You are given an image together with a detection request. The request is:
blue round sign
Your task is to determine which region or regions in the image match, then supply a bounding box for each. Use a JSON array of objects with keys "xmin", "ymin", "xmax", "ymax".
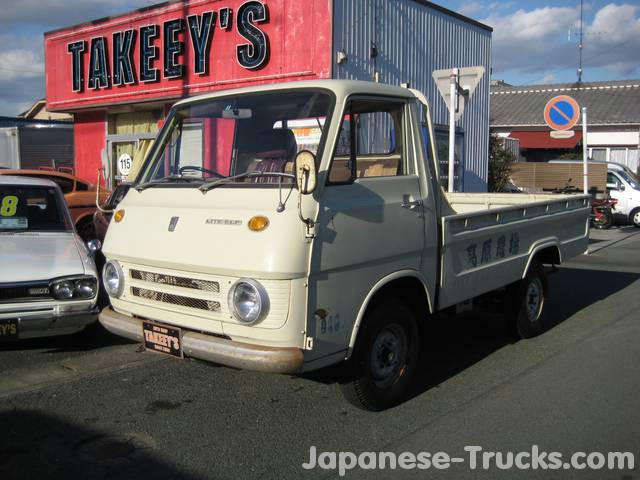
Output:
[{"xmin": 544, "ymin": 95, "xmax": 580, "ymax": 131}]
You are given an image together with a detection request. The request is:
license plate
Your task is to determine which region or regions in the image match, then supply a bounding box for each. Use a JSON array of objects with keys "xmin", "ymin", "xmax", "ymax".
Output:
[
  {"xmin": 142, "ymin": 321, "xmax": 183, "ymax": 358},
  {"xmin": 0, "ymin": 319, "xmax": 19, "ymax": 341}
]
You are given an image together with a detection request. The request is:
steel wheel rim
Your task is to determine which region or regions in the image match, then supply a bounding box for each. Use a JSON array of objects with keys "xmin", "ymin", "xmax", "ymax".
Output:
[
  {"xmin": 634, "ymin": 211, "xmax": 640, "ymax": 226},
  {"xmin": 369, "ymin": 323, "xmax": 407, "ymax": 389},
  {"xmin": 526, "ymin": 278, "xmax": 544, "ymax": 323}
]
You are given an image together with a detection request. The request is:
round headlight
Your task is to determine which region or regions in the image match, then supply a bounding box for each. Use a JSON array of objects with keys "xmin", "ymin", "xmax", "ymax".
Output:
[
  {"xmin": 103, "ymin": 260, "xmax": 124, "ymax": 298},
  {"xmin": 227, "ymin": 279, "xmax": 269, "ymax": 324},
  {"xmin": 52, "ymin": 280, "xmax": 74, "ymax": 300},
  {"xmin": 75, "ymin": 278, "xmax": 98, "ymax": 298}
]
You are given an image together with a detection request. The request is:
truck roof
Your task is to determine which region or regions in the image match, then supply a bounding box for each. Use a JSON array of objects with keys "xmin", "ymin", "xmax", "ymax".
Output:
[
  {"xmin": 173, "ymin": 80, "xmax": 418, "ymax": 108},
  {"xmin": 0, "ymin": 175, "xmax": 58, "ymax": 188}
]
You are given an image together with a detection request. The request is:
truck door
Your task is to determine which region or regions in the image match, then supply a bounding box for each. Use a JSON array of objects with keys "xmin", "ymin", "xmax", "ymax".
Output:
[{"xmin": 307, "ymin": 97, "xmax": 426, "ymax": 361}]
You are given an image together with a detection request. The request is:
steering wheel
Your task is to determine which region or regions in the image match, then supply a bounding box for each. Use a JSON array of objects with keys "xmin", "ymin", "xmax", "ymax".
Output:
[{"xmin": 179, "ymin": 165, "xmax": 226, "ymax": 178}]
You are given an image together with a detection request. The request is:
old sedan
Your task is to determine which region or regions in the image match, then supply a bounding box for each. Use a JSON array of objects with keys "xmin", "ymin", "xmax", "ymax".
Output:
[{"xmin": 0, "ymin": 175, "xmax": 99, "ymax": 340}]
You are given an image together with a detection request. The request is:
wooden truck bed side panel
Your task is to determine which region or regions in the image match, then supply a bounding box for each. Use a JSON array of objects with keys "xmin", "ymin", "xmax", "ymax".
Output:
[{"xmin": 438, "ymin": 194, "xmax": 590, "ymax": 309}]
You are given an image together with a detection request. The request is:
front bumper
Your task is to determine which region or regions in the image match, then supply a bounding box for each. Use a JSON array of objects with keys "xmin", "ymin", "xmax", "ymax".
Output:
[
  {"xmin": 99, "ymin": 307, "xmax": 304, "ymax": 374},
  {"xmin": 0, "ymin": 307, "xmax": 99, "ymax": 340}
]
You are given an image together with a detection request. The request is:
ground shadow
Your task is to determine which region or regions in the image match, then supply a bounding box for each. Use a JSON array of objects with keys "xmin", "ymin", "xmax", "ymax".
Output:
[
  {"xmin": 304, "ymin": 265, "xmax": 639, "ymax": 405},
  {"xmin": 0, "ymin": 410, "xmax": 201, "ymax": 480}
]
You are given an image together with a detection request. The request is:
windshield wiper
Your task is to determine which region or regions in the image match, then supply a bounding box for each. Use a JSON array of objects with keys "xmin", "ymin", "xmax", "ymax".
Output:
[
  {"xmin": 135, "ymin": 175, "xmax": 202, "ymax": 192},
  {"xmin": 199, "ymin": 171, "xmax": 295, "ymax": 193}
]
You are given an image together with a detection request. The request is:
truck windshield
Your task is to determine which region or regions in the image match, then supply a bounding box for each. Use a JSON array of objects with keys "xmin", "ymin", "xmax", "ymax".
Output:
[
  {"xmin": 138, "ymin": 90, "xmax": 333, "ymax": 187},
  {"xmin": 0, "ymin": 186, "xmax": 72, "ymax": 232}
]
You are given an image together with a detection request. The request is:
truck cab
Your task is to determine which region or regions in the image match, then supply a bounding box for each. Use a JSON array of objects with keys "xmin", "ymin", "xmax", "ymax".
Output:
[{"xmin": 99, "ymin": 80, "xmax": 590, "ymax": 410}]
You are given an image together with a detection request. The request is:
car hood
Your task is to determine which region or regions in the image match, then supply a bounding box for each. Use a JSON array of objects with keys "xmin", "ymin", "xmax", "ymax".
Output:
[{"xmin": 0, "ymin": 232, "xmax": 86, "ymax": 283}]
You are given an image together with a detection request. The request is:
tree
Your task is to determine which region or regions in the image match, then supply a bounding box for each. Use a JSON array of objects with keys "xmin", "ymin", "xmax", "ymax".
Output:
[{"xmin": 488, "ymin": 135, "xmax": 516, "ymax": 192}]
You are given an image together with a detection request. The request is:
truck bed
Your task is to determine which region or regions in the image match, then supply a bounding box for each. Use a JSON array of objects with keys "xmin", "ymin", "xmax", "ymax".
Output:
[{"xmin": 438, "ymin": 192, "xmax": 591, "ymax": 309}]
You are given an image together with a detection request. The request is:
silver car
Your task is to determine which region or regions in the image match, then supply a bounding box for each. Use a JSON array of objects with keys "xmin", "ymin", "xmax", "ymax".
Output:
[{"xmin": 0, "ymin": 175, "xmax": 99, "ymax": 339}]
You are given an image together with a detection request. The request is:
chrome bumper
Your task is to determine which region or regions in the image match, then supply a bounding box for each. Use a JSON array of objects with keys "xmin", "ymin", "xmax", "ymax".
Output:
[
  {"xmin": 99, "ymin": 307, "xmax": 304, "ymax": 374},
  {"xmin": 2, "ymin": 308, "xmax": 99, "ymax": 339}
]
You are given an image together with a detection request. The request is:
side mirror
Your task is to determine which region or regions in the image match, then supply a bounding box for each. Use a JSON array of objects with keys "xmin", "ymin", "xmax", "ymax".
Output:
[
  {"xmin": 295, "ymin": 150, "xmax": 317, "ymax": 195},
  {"xmin": 86, "ymin": 239, "xmax": 102, "ymax": 257}
]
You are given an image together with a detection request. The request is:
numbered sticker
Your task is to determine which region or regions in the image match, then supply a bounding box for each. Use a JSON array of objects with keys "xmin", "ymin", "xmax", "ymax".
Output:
[
  {"xmin": 0, "ymin": 195, "xmax": 19, "ymax": 217},
  {"xmin": 117, "ymin": 153, "xmax": 133, "ymax": 176}
]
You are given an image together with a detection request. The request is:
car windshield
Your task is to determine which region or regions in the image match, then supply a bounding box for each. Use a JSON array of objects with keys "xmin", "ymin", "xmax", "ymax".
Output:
[
  {"xmin": 138, "ymin": 89, "xmax": 333, "ymax": 187},
  {"xmin": 0, "ymin": 186, "xmax": 72, "ymax": 232},
  {"xmin": 618, "ymin": 169, "xmax": 639, "ymax": 189}
]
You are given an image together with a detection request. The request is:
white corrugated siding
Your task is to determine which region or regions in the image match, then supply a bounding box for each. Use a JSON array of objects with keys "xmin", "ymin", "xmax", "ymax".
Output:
[{"xmin": 332, "ymin": 0, "xmax": 492, "ymax": 191}]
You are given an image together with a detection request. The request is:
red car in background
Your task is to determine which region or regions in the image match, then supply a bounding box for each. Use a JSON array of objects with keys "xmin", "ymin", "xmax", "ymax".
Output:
[{"xmin": 0, "ymin": 169, "xmax": 110, "ymax": 240}]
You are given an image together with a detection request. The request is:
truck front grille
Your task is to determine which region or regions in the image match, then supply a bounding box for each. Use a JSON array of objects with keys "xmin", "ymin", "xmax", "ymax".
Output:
[
  {"xmin": 130, "ymin": 269, "xmax": 219, "ymax": 293},
  {"xmin": 130, "ymin": 287, "xmax": 221, "ymax": 312}
]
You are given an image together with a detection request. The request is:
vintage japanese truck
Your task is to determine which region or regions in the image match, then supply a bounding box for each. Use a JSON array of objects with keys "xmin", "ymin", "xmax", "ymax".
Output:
[{"xmin": 99, "ymin": 80, "xmax": 590, "ymax": 410}]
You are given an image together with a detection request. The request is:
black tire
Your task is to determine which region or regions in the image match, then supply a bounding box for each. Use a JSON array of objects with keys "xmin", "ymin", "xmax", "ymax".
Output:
[
  {"xmin": 630, "ymin": 208, "xmax": 640, "ymax": 228},
  {"xmin": 340, "ymin": 301, "xmax": 419, "ymax": 411},
  {"xmin": 506, "ymin": 261, "xmax": 548, "ymax": 339},
  {"xmin": 77, "ymin": 218, "xmax": 97, "ymax": 241},
  {"xmin": 593, "ymin": 208, "xmax": 613, "ymax": 230}
]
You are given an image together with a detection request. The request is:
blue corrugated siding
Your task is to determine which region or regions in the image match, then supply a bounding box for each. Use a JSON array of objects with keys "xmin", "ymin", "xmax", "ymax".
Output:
[{"xmin": 332, "ymin": 0, "xmax": 492, "ymax": 191}]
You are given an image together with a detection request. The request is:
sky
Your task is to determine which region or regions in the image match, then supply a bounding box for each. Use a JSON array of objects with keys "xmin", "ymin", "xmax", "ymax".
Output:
[{"xmin": 0, "ymin": 0, "xmax": 638, "ymax": 116}]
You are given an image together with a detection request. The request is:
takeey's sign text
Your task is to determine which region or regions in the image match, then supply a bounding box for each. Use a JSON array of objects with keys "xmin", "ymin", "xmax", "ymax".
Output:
[{"xmin": 67, "ymin": 1, "xmax": 269, "ymax": 93}]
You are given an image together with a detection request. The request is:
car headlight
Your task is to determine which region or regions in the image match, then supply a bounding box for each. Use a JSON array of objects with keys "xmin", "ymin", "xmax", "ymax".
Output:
[
  {"xmin": 50, "ymin": 276, "xmax": 98, "ymax": 300},
  {"xmin": 103, "ymin": 260, "xmax": 124, "ymax": 298},
  {"xmin": 227, "ymin": 278, "xmax": 269, "ymax": 325}
]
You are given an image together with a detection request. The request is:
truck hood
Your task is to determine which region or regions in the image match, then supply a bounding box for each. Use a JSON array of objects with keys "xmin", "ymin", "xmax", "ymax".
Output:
[
  {"xmin": 102, "ymin": 186, "xmax": 312, "ymax": 279},
  {"xmin": 0, "ymin": 232, "xmax": 85, "ymax": 283}
]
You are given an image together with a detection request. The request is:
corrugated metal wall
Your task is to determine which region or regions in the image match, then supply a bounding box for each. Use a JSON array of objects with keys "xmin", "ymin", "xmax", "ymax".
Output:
[
  {"xmin": 332, "ymin": 0, "xmax": 492, "ymax": 191},
  {"xmin": 18, "ymin": 126, "xmax": 74, "ymax": 171}
]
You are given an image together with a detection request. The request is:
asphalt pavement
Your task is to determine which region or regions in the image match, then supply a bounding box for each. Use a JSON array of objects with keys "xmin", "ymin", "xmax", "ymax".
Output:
[{"xmin": 1, "ymin": 226, "xmax": 639, "ymax": 480}]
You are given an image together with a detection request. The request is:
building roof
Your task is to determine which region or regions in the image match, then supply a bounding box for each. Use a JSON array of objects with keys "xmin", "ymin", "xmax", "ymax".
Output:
[
  {"xmin": 491, "ymin": 79, "xmax": 640, "ymax": 127},
  {"xmin": 45, "ymin": 0, "xmax": 492, "ymax": 35}
]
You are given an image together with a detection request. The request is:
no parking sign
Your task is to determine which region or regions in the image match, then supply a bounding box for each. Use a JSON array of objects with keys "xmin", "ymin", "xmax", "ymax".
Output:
[{"xmin": 544, "ymin": 95, "xmax": 580, "ymax": 131}]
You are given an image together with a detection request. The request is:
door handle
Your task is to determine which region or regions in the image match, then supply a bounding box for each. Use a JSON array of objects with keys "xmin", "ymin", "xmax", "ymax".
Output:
[{"xmin": 401, "ymin": 200, "xmax": 422, "ymax": 211}]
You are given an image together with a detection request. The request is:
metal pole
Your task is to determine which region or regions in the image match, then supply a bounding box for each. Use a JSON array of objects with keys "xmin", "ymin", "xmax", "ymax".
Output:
[
  {"xmin": 448, "ymin": 68, "xmax": 458, "ymax": 192},
  {"xmin": 582, "ymin": 106, "xmax": 588, "ymax": 194}
]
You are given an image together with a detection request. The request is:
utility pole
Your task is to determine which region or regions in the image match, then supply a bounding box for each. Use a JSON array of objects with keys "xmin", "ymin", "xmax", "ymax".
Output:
[{"xmin": 578, "ymin": 0, "xmax": 584, "ymax": 83}]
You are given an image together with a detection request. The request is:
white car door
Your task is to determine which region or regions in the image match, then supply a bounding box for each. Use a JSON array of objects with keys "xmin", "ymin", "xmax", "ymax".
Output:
[{"xmin": 307, "ymin": 96, "xmax": 425, "ymax": 360}]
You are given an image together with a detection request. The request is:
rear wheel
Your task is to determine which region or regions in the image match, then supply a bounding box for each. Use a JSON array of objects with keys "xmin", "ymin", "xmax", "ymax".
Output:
[
  {"xmin": 340, "ymin": 301, "xmax": 419, "ymax": 411},
  {"xmin": 506, "ymin": 261, "xmax": 549, "ymax": 339},
  {"xmin": 593, "ymin": 207, "xmax": 613, "ymax": 229},
  {"xmin": 630, "ymin": 208, "xmax": 640, "ymax": 228}
]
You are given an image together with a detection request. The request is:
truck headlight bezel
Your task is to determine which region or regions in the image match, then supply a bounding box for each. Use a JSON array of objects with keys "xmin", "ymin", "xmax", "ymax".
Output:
[
  {"xmin": 103, "ymin": 260, "xmax": 124, "ymax": 298},
  {"xmin": 227, "ymin": 278, "xmax": 270, "ymax": 325}
]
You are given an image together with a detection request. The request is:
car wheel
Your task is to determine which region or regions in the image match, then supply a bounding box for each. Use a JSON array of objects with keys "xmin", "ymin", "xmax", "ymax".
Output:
[
  {"xmin": 630, "ymin": 208, "xmax": 640, "ymax": 228},
  {"xmin": 593, "ymin": 208, "xmax": 614, "ymax": 229},
  {"xmin": 506, "ymin": 261, "xmax": 548, "ymax": 339},
  {"xmin": 340, "ymin": 301, "xmax": 419, "ymax": 411},
  {"xmin": 77, "ymin": 218, "xmax": 97, "ymax": 241}
]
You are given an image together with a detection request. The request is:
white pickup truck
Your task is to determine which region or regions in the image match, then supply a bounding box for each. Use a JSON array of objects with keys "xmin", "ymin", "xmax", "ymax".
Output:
[{"xmin": 99, "ymin": 80, "xmax": 590, "ymax": 410}]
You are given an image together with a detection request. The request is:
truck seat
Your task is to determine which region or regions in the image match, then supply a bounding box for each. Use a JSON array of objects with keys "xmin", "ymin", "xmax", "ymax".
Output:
[{"xmin": 248, "ymin": 128, "xmax": 297, "ymax": 183}]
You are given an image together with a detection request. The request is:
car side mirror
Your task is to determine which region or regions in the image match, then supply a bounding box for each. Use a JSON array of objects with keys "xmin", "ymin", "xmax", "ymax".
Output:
[
  {"xmin": 86, "ymin": 239, "xmax": 102, "ymax": 257},
  {"xmin": 295, "ymin": 150, "xmax": 317, "ymax": 195}
]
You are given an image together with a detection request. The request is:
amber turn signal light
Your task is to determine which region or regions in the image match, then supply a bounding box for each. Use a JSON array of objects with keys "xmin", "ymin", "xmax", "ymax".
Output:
[
  {"xmin": 248, "ymin": 215, "xmax": 269, "ymax": 232},
  {"xmin": 114, "ymin": 209, "xmax": 125, "ymax": 223}
]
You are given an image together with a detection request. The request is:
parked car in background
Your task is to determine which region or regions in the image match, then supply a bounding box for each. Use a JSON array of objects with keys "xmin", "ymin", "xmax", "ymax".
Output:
[
  {"xmin": 0, "ymin": 175, "xmax": 100, "ymax": 340},
  {"xmin": 549, "ymin": 160, "xmax": 640, "ymax": 227},
  {"xmin": 0, "ymin": 169, "xmax": 110, "ymax": 239}
]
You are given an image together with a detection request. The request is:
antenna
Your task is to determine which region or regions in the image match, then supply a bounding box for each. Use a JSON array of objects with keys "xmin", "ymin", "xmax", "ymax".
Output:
[{"xmin": 578, "ymin": 0, "xmax": 583, "ymax": 82}]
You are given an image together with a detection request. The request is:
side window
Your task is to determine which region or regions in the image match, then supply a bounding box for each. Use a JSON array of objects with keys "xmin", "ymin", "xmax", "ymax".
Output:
[
  {"xmin": 76, "ymin": 181, "xmax": 89, "ymax": 191},
  {"xmin": 47, "ymin": 176, "xmax": 74, "ymax": 194},
  {"xmin": 328, "ymin": 99, "xmax": 405, "ymax": 183},
  {"xmin": 607, "ymin": 172, "xmax": 619, "ymax": 187}
]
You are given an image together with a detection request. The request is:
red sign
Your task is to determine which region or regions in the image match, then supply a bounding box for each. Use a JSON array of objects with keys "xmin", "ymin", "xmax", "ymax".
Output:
[{"xmin": 45, "ymin": 0, "xmax": 331, "ymax": 111}]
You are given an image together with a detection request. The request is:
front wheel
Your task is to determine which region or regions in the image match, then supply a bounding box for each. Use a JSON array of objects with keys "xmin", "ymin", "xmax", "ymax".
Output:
[
  {"xmin": 630, "ymin": 208, "xmax": 640, "ymax": 228},
  {"xmin": 340, "ymin": 301, "xmax": 419, "ymax": 411},
  {"xmin": 506, "ymin": 261, "xmax": 549, "ymax": 339}
]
